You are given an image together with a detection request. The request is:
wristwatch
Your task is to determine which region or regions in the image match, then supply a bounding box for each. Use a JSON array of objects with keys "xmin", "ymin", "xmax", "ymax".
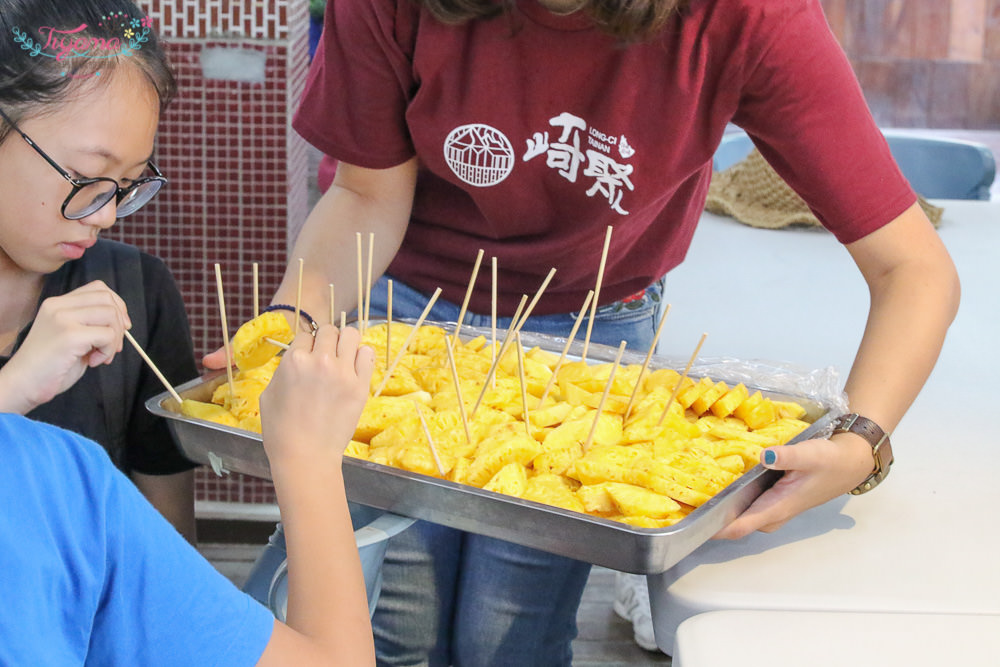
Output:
[{"xmin": 832, "ymin": 413, "xmax": 894, "ymax": 495}]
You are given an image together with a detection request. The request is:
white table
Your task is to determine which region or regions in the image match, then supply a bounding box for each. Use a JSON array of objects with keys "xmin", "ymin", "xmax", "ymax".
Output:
[
  {"xmin": 673, "ymin": 610, "xmax": 1000, "ymax": 667},
  {"xmin": 649, "ymin": 200, "xmax": 1000, "ymax": 651}
]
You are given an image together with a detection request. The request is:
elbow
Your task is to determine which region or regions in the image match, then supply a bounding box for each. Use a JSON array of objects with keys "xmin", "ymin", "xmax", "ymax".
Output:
[{"xmin": 940, "ymin": 254, "xmax": 961, "ymax": 326}]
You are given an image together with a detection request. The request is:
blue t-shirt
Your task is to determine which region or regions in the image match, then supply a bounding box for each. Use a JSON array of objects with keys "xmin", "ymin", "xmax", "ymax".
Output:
[{"xmin": 0, "ymin": 414, "xmax": 274, "ymax": 666}]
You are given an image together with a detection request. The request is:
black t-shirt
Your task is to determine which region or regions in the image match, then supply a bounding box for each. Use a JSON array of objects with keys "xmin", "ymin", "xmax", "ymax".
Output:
[{"xmin": 0, "ymin": 240, "xmax": 198, "ymax": 475}]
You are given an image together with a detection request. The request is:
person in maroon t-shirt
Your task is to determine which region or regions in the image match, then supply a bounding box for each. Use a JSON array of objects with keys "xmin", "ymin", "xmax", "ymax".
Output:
[{"xmin": 206, "ymin": 0, "xmax": 959, "ymax": 662}]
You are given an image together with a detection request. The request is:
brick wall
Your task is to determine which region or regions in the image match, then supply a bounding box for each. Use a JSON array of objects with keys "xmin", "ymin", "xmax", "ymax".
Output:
[{"xmin": 106, "ymin": 0, "xmax": 312, "ymax": 504}]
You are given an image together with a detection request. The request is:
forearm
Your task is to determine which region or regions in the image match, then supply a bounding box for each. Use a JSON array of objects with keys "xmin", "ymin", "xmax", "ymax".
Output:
[
  {"xmin": 274, "ymin": 160, "xmax": 417, "ymax": 322},
  {"xmin": 270, "ymin": 459, "xmax": 374, "ymax": 663},
  {"xmin": 718, "ymin": 205, "xmax": 960, "ymax": 539},
  {"xmin": 843, "ymin": 212, "xmax": 960, "ymax": 431}
]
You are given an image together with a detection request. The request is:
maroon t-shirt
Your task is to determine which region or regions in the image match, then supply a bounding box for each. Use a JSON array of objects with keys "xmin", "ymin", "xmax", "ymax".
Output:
[{"xmin": 293, "ymin": 0, "xmax": 915, "ymax": 316}]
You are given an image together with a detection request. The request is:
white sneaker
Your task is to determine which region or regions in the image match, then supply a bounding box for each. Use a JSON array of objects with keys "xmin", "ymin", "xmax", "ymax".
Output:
[{"xmin": 612, "ymin": 572, "xmax": 659, "ymax": 652}]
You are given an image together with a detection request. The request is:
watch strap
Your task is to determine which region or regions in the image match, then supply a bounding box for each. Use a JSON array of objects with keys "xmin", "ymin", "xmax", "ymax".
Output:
[{"xmin": 832, "ymin": 413, "xmax": 894, "ymax": 495}]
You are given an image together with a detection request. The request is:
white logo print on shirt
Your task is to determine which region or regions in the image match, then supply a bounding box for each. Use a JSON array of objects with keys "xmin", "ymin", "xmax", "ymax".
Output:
[
  {"xmin": 618, "ymin": 135, "xmax": 635, "ymax": 159},
  {"xmin": 523, "ymin": 112, "xmax": 635, "ymax": 215},
  {"xmin": 443, "ymin": 124, "xmax": 516, "ymax": 187}
]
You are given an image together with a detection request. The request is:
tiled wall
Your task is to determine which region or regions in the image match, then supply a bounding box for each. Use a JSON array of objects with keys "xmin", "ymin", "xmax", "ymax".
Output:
[
  {"xmin": 107, "ymin": 0, "xmax": 312, "ymax": 504},
  {"xmin": 822, "ymin": 0, "xmax": 1000, "ymax": 128}
]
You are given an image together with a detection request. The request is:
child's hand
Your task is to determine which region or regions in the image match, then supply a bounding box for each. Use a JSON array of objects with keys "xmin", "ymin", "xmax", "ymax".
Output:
[
  {"xmin": 0, "ymin": 281, "xmax": 130, "ymax": 414},
  {"xmin": 259, "ymin": 325, "xmax": 374, "ymax": 468}
]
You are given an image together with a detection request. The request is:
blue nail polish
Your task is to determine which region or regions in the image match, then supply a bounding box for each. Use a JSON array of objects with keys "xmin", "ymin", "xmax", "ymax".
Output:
[{"xmin": 763, "ymin": 450, "xmax": 777, "ymax": 465}]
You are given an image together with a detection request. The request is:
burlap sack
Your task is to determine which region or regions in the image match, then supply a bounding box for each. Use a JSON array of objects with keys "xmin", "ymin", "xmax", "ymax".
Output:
[{"xmin": 706, "ymin": 148, "xmax": 943, "ymax": 228}]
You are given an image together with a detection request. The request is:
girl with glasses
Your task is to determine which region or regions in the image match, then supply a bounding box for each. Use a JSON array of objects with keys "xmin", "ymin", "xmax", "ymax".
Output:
[
  {"xmin": 0, "ymin": 0, "xmax": 195, "ymax": 538},
  {"xmin": 0, "ymin": 1, "xmax": 379, "ymax": 664}
]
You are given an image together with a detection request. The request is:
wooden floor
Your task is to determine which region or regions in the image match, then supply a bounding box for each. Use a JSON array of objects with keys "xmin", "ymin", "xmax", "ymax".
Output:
[{"xmin": 198, "ymin": 541, "xmax": 671, "ymax": 666}]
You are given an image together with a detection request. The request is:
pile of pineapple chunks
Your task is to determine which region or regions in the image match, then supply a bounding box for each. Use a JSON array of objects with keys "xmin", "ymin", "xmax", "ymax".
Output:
[{"xmin": 182, "ymin": 318, "xmax": 811, "ymax": 529}]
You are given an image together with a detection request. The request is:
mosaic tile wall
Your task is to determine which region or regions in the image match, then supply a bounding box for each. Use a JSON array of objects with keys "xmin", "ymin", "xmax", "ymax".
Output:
[{"xmin": 106, "ymin": 0, "xmax": 312, "ymax": 504}]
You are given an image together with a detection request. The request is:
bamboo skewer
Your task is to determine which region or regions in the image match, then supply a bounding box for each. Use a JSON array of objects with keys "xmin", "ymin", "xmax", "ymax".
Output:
[
  {"xmin": 213, "ymin": 264, "xmax": 235, "ymax": 396},
  {"xmin": 658, "ymin": 333, "xmax": 708, "ymax": 426},
  {"xmin": 470, "ymin": 264, "xmax": 554, "ymax": 405},
  {"xmin": 340, "ymin": 311, "xmax": 347, "ymax": 330},
  {"xmin": 624, "ymin": 303, "xmax": 672, "ymax": 420},
  {"xmin": 514, "ymin": 267, "xmax": 557, "ymax": 331},
  {"xmin": 124, "ymin": 330, "xmax": 182, "ymax": 404},
  {"xmin": 491, "ymin": 257, "xmax": 498, "ymax": 386},
  {"xmin": 373, "ymin": 287, "xmax": 442, "ymax": 398},
  {"xmin": 582, "ymin": 225, "xmax": 613, "ymax": 362},
  {"xmin": 504, "ymin": 296, "xmax": 528, "ymax": 345},
  {"xmin": 356, "ymin": 232, "xmax": 365, "ymax": 335},
  {"xmin": 329, "ymin": 284, "xmax": 335, "ymax": 326},
  {"xmin": 364, "ymin": 232, "xmax": 374, "ymax": 334},
  {"xmin": 414, "ymin": 401, "xmax": 445, "ymax": 477},
  {"xmin": 583, "ymin": 339, "xmax": 627, "ymax": 453},
  {"xmin": 386, "ymin": 279, "xmax": 393, "ymax": 370},
  {"xmin": 469, "ymin": 294, "xmax": 527, "ymax": 417},
  {"xmin": 444, "ymin": 343, "xmax": 472, "ymax": 445},
  {"xmin": 452, "ymin": 248, "xmax": 485, "ymax": 348},
  {"xmin": 515, "ymin": 332, "xmax": 532, "ymax": 439},
  {"xmin": 252, "ymin": 263, "xmax": 259, "ymax": 319},
  {"xmin": 537, "ymin": 290, "xmax": 594, "ymax": 406},
  {"xmin": 264, "ymin": 337, "xmax": 290, "ymax": 351}
]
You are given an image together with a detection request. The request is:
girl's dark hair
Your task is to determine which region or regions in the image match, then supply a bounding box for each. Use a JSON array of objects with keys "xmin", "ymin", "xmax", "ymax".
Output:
[
  {"xmin": 0, "ymin": 0, "xmax": 175, "ymax": 143},
  {"xmin": 418, "ymin": 0, "xmax": 691, "ymax": 42}
]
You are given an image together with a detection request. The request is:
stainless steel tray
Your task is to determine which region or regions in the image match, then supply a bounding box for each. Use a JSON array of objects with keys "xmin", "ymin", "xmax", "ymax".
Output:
[{"xmin": 148, "ymin": 325, "xmax": 834, "ymax": 574}]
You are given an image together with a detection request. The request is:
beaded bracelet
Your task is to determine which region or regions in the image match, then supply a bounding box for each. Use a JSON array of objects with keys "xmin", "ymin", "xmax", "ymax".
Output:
[{"xmin": 261, "ymin": 304, "xmax": 319, "ymax": 335}]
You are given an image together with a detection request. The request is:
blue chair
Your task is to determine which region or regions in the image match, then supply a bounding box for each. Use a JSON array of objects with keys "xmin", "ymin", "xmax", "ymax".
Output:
[{"xmin": 713, "ymin": 128, "xmax": 996, "ymax": 200}]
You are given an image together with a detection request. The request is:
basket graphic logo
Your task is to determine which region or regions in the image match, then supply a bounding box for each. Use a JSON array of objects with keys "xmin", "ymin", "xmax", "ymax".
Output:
[{"xmin": 443, "ymin": 124, "xmax": 515, "ymax": 187}]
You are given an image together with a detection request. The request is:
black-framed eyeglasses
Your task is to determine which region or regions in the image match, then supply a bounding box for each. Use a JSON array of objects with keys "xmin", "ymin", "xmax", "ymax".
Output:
[{"xmin": 0, "ymin": 107, "xmax": 166, "ymax": 220}]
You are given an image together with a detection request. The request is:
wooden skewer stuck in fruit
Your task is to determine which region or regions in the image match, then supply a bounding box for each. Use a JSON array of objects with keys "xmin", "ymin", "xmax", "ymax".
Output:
[
  {"xmin": 470, "ymin": 294, "xmax": 527, "ymax": 418},
  {"xmin": 658, "ymin": 332, "xmax": 708, "ymax": 426},
  {"xmin": 364, "ymin": 232, "xmax": 375, "ymax": 335},
  {"xmin": 444, "ymin": 341, "xmax": 472, "ymax": 445},
  {"xmin": 582, "ymin": 225, "xmax": 613, "ymax": 362},
  {"xmin": 386, "ymin": 279, "xmax": 393, "ymax": 369},
  {"xmin": 214, "ymin": 263, "xmax": 235, "ymax": 396},
  {"xmin": 452, "ymin": 248, "xmax": 485, "ymax": 348},
  {"xmin": 624, "ymin": 303, "xmax": 672, "ymax": 420},
  {"xmin": 583, "ymin": 339, "xmax": 627, "ymax": 452},
  {"xmin": 537, "ymin": 289, "xmax": 595, "ymax": 407},
  {"xmin": 515, "ymin": 331, "xmax": 532, "ymax": 439},
  {"xmin": 373, "ymin": 287, "xmax": 443, "ymax": 398},
  {"xmin": 252, "ymin": 262, "xmax": 259, "ymax": 319},
  {"xmin": 414, "ymin": 400, "xmax": 445, "ymax": 476},
  {"xmin": 356, "ymin": 232, "xmax": 365, "ymax": 336}
]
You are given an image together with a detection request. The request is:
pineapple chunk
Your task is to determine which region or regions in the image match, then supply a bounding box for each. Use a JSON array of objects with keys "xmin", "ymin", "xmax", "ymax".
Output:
[
  {"xmin": 180, "ymin": 399, "xmax": 239, "ymax": 428},
  {"xmin": 602, "ymin": 481, "xmax": 682, "ymax": 518},
  {"xmin": 711, "ymin": 383, "xmax": 749, "ymax": 418},
  {"xmin": 230, "ymin": 311, "xmax": 294, "ymax": 372},
  {"xmin": 691, "ymin": 380, "xmax": 730, "ymax": 416},
  {"xmin": 483, "ymin": 462, "xmax": 529, "ymax": 497}
]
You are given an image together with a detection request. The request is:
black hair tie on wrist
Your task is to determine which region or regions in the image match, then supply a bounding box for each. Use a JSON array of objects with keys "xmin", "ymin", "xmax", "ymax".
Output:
[{"xmin": 261, "ymin": 304, "xmax": 319, "ymax": 335}]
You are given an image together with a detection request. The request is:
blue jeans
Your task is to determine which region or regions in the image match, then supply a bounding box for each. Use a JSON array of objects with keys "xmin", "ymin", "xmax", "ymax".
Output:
[{"xmin": 367, "ymin": 275, "xmax": 663, "ymax": 667}]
